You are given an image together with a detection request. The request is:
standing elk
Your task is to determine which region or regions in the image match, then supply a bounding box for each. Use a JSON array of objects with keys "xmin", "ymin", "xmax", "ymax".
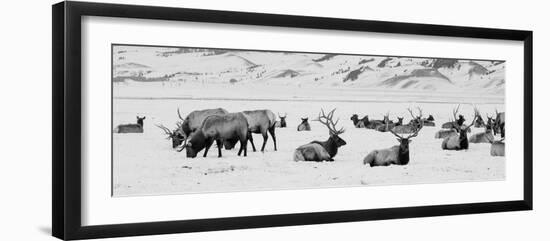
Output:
[
  {"xmin": 441, "ymin": 106, "xmax": 476, "ymax": 150},
  {"xmin": 114, "ymin": 116, "xmax": 145, "ymax": 133},
  {"xmin": 179, "ymin": 113, "xmax": 249, "ymax": 158},
  {"xmin": 489, "ymin": 138, "xmax": 505, "ymax": 156},
  {"xmin": 177, "ymin": 108, "xmax": 229, "ymax": 142},
  {"xmin": 494, "ymin": 109, "xmax": 505, "ymax": 138},
  {"xmin": 242, "ymin": 110, "xmax": 278, "ymax": 152},
  {"xmin": 363, "ymin": 123, "xmax": 423, "ymax": 167},
  {"xmin": 294, "ymin": 109, "xmax": 346, "ymax": 162},
  {"xmin": 297, "ymin": 118, "xmax": 311, "ymax": 131},
  {"xmin": 156, "ymin": 123, "xmax": 185, "ymax": 148},
  {"xmin": 274, "ymin": 113, "xmax": 287, "ymax": 128}
]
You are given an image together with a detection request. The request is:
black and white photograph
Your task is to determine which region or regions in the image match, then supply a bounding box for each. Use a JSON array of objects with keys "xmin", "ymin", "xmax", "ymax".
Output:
[{"xmin": 112, "ymin": 44, "xmax": 506, "ymax": 196}]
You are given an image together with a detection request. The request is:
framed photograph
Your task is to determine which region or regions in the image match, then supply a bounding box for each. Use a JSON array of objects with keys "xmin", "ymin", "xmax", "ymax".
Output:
[{"xmin": 52, "ymin": 1, "xmax": 533, "ymax": 240}]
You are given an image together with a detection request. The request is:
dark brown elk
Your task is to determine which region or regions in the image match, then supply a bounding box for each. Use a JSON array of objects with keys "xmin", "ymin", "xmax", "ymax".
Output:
[
  {"xmin": 408, "ymin": 107, "xmax": 434, "ymax": 127},
  {"xmin": 156, "ymin": 123, "xmax": 185, "ymax": 148},
  {"xmin": 177, "ymin": 108, "xmax": 229, "ymax": 142},
  {"xmin": 179, "ymin": 113, "xmax": 249, "ymax": 158},
  {"xmin": 242, "ymin": 110, "xmax": 278, "ymax": 152},
  {"xmin": 363, "ymin": 123, "xmax": 423, "ymax": 167},
  {"xmin": 114, "ymin": 116, "xmax": 145, "ymax": 133},
  {"xmin": 294, "ymin": 109, "xmax": 346, "ymax": 162},
  {"xmin": 489, "ymin": 138, "xmax": 505, "ymax": 156},
  {"xmin": 441, "ymin": 106, "xmax": 476, "ymax": 150},
  {"xmin": 297, "ymin": 118, "xmax": 311, "ymax": 131},
  {"xmin": 274, "ymin": 113, "xmax": 287, "ymax": 128}
]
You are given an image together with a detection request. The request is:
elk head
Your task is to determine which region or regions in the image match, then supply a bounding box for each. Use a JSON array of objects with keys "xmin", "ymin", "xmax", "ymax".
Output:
[
  {"xmin": 389, "ymin": 122, "xmax": 423, "ymax": 165},
  {"xmin": 177, "ymin": 130, "xmax": 206, "ymax": 158},
  {"xmin": 136, "ymin": 116, "xmax": 146, "ymax": 127},
  {"xmin": 396, "ymin": 117, "xmax": 404, "ymax": 125},
  {"xmin": 316, "ymin": 108, "xmax": 346, "ymax": 147},
  {"xmin": 452, "ymin": 105, "xmax": 476, "ymax": 141},
  {"xmin": 278, "ymin": 112, "xmax": 287, "ymax": 127},
  {"xmin": 301, "ymin": 117, "xmax": 309, "ymax": 124},
  {"xmin": 156, "ymin": 124, "xmax": 185, "ymax": 148},
  {"xmin": 427, "ymin": 114, "xmax": 435, "ymax": 121}
]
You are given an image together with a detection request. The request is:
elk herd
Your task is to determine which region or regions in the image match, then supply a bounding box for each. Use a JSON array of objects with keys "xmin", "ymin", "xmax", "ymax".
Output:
[{"xmin": 114, "ymin": 104, "xmax": 505, "ymax": 168}]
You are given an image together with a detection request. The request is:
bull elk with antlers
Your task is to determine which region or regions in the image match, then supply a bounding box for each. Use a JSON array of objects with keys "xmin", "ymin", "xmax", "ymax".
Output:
[
  {"xmin": 441, "ymin": 105, "xmax": 476, "ymax": 150},
  {"xmin": 391, "ymin": 108, "xmax": 423, "ymax": 133},
  {"xmin": 156, "ymin": 123, "xmax": 185, "ymax": 148},
  {"xmin": 294, "ymin": 109, "xmax": 346, "ymax": 162},
  {"xmin": 363, "ymin": 123, "xmax": 423, "ymax": 167}
]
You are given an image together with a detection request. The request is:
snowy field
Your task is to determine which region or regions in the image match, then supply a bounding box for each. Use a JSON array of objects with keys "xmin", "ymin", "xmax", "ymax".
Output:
[{"xmin": 112, "ymin": 84, "xmax": 504, "ymax": 196}]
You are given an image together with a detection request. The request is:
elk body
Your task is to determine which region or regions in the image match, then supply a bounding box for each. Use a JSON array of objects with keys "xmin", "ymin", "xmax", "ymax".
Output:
[
  {"xmin": 469, "ymin": 126, "xmax": 494, "ymax": 144},
  {"xmin": 434, "ymin": 129, "xmax": 457, "ymax": 139},
  {"xmin": 490, "ymin": 139, "xmax": 505, "ymax": 156},
  {"xmin": 294, "ymin": 109, "xmax": 346, "ymax": 162},
  {"xmin": 114, "ymin": 116, "xmax": 145, "ymax": 133},
  {"xmin": 350, "ymin": 114, "xmax": 366, "ymax": 128},
  {"xmin": 180, "ymin": 113, "xmax": 249, "ymax": 158},
  {"xmin": 363, "ymin": 124, "xmax": 422, "ymax": 167},
  {"xmin": 177, "ymin": 108, "xmax": 229, "ymax": 141},
  {"xmin": 441, "ymin": 105, "xmax": 476, "ymax": 150},
  {"xmin": 494, "ymin": 110, "xmax": 505, "ymax": 137},
  {"xmin": 297, "ymin": 118, "xmax": 311, "ymax": 131},
  {"xmin": 242, "ymin": 110, "xmax": 278, "ymax": 152}
]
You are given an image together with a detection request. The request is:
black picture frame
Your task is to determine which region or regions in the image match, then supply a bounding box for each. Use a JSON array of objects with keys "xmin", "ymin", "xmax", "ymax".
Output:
[{"xmin": 52, "ymin": 1, "xmax": 533, "ymax": 240}]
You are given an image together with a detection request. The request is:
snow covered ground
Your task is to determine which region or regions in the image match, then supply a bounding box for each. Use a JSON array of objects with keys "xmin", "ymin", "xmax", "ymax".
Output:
[
  {"xmin": 112, "ymin": 84, "xmax": 504, "ymax": 196},
  {"xmin": 112, "ymin": 45, "xmax": 505, "ymax": 197}
]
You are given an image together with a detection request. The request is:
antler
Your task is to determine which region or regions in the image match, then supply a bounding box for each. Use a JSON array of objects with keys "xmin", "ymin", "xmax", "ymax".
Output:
[
  {"xmin": 466, "ymin": 105, "xmax": 477, "ymax": 129},
  {"xmin": 315, "ymin": 108, "xmax": 345, "ymax": 135},
  {"xmin": 177, "ymin": 108, "xmax": 185, "ymax": 121},
  {"xmin": 407, "ymin": 108, "xmax": 416, "ymax": 120},
  {"xmin": 278, "ymin": 112, "xmax": 287, "ymax": 118},
  {"xmin": 389, "ymin": 121, "xmax": 422, "ymax": 140},
  {"xmin": 155, "ymin": 124, "xmax": 173, "ymax": 136},
  {"xmin": 416, "ymin": 107, "xmax": 423, "ymax": 119}
]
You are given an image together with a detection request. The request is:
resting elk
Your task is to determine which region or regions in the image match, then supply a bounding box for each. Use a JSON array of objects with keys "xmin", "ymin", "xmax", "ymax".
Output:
[
  {"xmin": 274, "ymin": 113, "xmax": 287, "ymax": 128},
  {"xmin": 294, "ymin": 109, "xmax": 346, "ymax": 162},
  {"xmin": 114, "ymin": 116, "xmax": 145, "ymax": 133},
  {"xmin": 489, "ymin": 138, "xmax": 505, "ymax": 156},
  {"xmin": 350, "ymin": 114, "xmax": 366, "ymax": 128},
  {"xmin": 441, "ymin": 105, "xmax": 476, "ymax": 150},
  {"xmin": 391, "ymin": 108, "xmax": 423, "ymax": 134},
  {"xmin": 363, "ymin": 123, "xmax": 423, "ymax": 167},
  {"xmin": 297, "ymin": 118, "xmax": 311, "ymax": 131},
  {"xmin": 469, "ymin": 118, "xmax": 494, "ymax": 144},
  {"xmin": 156, "ymin": 123, "xmax": 185, "ymax": 148},
  {"xmin": 177, "ymin": 108, "xmax": 229, "ymax": 142},
  {"xmin": 407, "ymin": 107, "xmax": 434, "ymax": 127},
  {"xmin": 179, "ymin": 113, "xmax": 249, "ymax": 158}
]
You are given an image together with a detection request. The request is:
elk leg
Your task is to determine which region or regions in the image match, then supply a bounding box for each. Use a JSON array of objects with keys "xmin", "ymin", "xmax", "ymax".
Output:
[
  {"xmin": 261, "ymin": 132, "xmax": 268, "ymax": 152},
  {"xmin": 268, "ymin": 127, "xmax": 277, "ymax": 151},
  {"xmin": 203, "ymin": 139, "xmax": 214, "ymax": 157},
  {"xmin": 237, "ymin": 137, "xmax": 247, "ymax": 157},
  {"xmin": 247, "ymin": 131, "xmax": 257, "ymax": 152},
  {"xmin": 216, "ymin": 139, "xmax": 223, "ymax": 158}
]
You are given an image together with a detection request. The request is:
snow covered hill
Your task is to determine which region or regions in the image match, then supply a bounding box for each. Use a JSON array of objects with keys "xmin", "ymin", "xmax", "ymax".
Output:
[{"xmin": 112, "ymin": 45, "xmax": 505, "ymax": 94}]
